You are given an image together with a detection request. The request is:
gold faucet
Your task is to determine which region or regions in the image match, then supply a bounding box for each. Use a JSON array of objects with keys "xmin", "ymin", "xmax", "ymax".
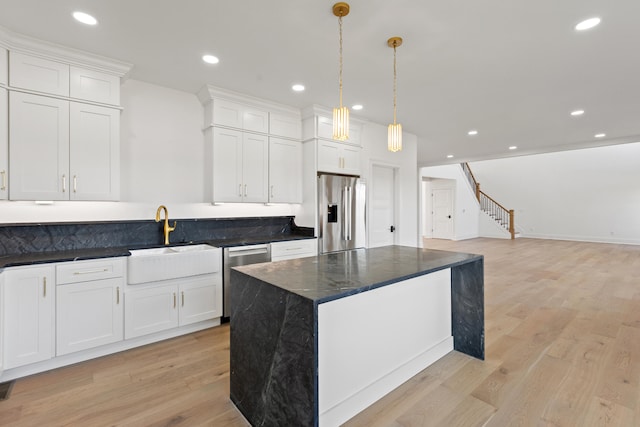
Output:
[{"xmin": 155, "ymin": 205, "xmax": 177, "ymax": 245}]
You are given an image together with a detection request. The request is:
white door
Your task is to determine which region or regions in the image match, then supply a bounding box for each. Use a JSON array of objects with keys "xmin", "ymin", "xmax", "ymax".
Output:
[
  {"xmin": 70, "ymin": 102, "xmax": 120, "ymax": 201},
  {"xmin": 0, "ymin": 87, "xmax": 7, "ymax": 200},
  {"xmin": 432, "ymin": 187, "xmax": 454, "ymax": 239},
  {"xmin": 9, "ymin": 92, "xmax": 69, "ymax": 200},
  {"xmin": 124, "ymin": 284, "xmax": 178, "ymax": 339},
  {"xmin": 269, "ymin": 137, "xmax": 302, "ymax": 203},
  {"xmin": 212, "ymin": 127, "xmax": 243, "ymax": 203},
  {"xmin": 370, "ymin": 165, "xmax": 395, "ymax": 247},
  {"xmin": 242, "ymin": 133, "xmax": 269, "ymax": 203},
  {"xmin": 3, "ymin": 266, "xmax": 55, "ymax": 369},
  {"xmin": 56, "ymin": 278, "xmax": 124, "ymax": 356}
]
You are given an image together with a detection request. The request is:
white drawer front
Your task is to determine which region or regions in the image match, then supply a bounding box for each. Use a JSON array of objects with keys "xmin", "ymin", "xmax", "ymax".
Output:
[
  {"xmin": 271, "ymin": 239, "xmax": 317, "ymax": 261},
  {"xmin": 57, "ymin": 258, "xmax": 125, "ymax": 284}
]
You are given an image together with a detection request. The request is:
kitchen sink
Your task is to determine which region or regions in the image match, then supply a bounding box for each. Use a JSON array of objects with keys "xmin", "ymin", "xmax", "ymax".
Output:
[{"xmin": 128, "ymin": 244, "xmax": 221, "ymax": 284}]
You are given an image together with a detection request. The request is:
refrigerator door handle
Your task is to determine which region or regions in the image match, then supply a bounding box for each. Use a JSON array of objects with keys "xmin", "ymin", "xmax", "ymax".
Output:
[{"xmin": 345, "ymin": 186, "xmax": 352, "ymax": 241}]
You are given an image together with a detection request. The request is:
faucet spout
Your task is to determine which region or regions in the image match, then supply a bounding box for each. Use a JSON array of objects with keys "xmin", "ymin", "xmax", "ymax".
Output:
[{"xmin": 155, "ymin": 205, "xmax": 177, "ymax": 245}]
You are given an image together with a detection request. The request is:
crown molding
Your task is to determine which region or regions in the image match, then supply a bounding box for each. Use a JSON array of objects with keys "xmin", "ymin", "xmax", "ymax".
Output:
[
  {"xmin": 197, "ymin": 84, "xmax": 301, "ymax": 116},
  {"xmin": 0, "ymin": 25, "xmax": 133, "ymax": 77}
]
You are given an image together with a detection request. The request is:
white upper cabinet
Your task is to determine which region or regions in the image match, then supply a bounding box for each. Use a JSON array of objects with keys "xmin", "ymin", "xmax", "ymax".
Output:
[
  {"xmin": 69, "ymin": 102, "xmax": 120, "ymax": 200},
  {"xmin": 269, "ymin": 137, "xmax": 302, "ymax": 203},
  {"xmin": 10, "ymin": 92, "xmax": 119, "ymax": 201},
  {"xmin": 70, "ymin": 66, "xmax": 120, "ymax": 105},
  {"xmin": 0, "ymin": 88, "xmax": 7, "ymax": 200},
  {"xmin": 0, "ymin": 47, "xmax": 7, "ymax": 86},
  {"xmin": 212, "ymin": 98, "xmax": 269, "ymax": 133},
  {"xmin": 212, "ymin": 127, "xmax": 243, "ymax": 203},
  {"xmin": 316, "ymin": 115, "xmax": 361, "ymax": 146},
  {"xmin": 241, "ymin": 133, "xmax": 269, "ymax": 202},
  {"xmin": 9, "ymin": 52, "xmax": 70, "ymax": 96},
  {"xmin": 318, "ymin": 139, "xmax": 361, "ymax": 176},
  {"xmin": 269, "ymin": 112, "xmax": 301, "ymax": 139},
  {"xmin": 9, "ymin": 91, "xmax": 70, "ymax": 200}
]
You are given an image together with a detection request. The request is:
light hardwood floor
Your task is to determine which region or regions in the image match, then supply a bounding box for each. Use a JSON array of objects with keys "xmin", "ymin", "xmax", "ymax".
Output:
[{"xmin": 1, "ymin": 238, "xmax": 640, "ymax": 426}]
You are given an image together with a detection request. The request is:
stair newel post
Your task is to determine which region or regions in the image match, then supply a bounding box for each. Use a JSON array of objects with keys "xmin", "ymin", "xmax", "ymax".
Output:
[
  {"xmin": 509, "ymin": 209, "xmax": 515, "ymax": 239},
  {"xmin": 475, "ymin": 183, "xmax": 481, "ymax": 202}
]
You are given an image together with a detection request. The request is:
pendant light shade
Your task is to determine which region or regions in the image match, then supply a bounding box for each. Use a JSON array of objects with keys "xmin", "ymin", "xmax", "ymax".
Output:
[
  {"xmin": 332, "ymin": 2, "xmax": 350, "ymax": 141},
  {"xmin": 387, "ymin": 36, "xmax": 403, "ymax": 152}
]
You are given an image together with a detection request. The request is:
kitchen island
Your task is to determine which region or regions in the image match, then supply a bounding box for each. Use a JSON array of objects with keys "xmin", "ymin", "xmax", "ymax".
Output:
[{"xmin": 230, "ymin": 245, "xmax": 484, "ymax": 427}]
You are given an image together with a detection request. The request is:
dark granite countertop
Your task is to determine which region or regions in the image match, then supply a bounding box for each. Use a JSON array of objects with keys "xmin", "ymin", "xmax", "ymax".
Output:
[
  {"xmin": 0, "ymin": 234, "xmax": 316, "ymax": 269},
  {"xmin": 233, "ymin": 245, "xmax": 482, "ymax": 304}
]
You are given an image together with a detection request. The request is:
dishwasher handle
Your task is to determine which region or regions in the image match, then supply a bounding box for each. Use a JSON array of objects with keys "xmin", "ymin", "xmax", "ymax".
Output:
[{"xmin": 227, "ymin": 244, "xmax": 270, "ymax": 257}]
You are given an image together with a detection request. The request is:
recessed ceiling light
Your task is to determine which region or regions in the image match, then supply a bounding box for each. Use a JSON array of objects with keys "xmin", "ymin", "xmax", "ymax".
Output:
[
  {"xmin": 292, "ymin": 84, "xmax": 305, "ymax": 92},
  {"xmin": 467, "ymin": 130, "xmax": 478, "ymax": 136},
  {"xmin": 570, "ymin": 109, "xmax": 585, "ymax": 116},
  {"xmin": 509, "ymin": 146, "xmax": 517, "ymax": 150},
  {"xmin": 352, "ymin": 104, "xmax": 363, "ymax": 111},
  {"xmin": 446, "ymin": 154, "xmax": 454, "ymax": 158},
  {"xmin": 72, "ymin": 11, "xmax": 98, "ymax": 25},
  {"xmin": 594, "ymin": 133, "xmax": 606, "ymax": 138},
  {"xmin": 575, "ymin": 17, "xmax": 601, "ymax": 31},
  {"xmin": 202, "ymin": 55, "xmax": 219, "ymax": 64}
]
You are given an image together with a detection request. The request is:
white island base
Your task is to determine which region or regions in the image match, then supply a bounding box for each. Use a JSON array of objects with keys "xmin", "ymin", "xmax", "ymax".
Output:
[{"xmin": 318, "ymin": 268, "xmax": 453, "ymax": 426}]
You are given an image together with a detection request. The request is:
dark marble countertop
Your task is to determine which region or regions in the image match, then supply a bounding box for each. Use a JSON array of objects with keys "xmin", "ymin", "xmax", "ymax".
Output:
[
  {"xmin": 0, "ymin": 234, "xmax": 316, "ymax": 269},
  {"xmin": 233, "ymin": 245, "xmax": 483, "ymax": 304}
]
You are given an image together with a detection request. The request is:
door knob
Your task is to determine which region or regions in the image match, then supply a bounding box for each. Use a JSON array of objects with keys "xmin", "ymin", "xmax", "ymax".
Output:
[
  {"xmin": 447, "ymin": 215, "xmax": 452, "ymax": 219},
  {"xmin": 390, "ymin": 225, "xmax": 395, "ymax": 232}
]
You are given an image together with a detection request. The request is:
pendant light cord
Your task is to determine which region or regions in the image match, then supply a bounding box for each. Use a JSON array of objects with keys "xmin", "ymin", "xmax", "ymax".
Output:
[
  {"xmin": 339, "ymin": 15, "xmax": 344, "ymax": 108},
  {"xmin": 393, "ymin": 42, "xmax": 397, "ymax": 125}
]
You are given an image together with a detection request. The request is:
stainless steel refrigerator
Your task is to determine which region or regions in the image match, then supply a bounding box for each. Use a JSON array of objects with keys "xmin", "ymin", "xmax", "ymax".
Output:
[{"xmin": 318, "ymin": 173, "xmax": 366, "ymax": 254}]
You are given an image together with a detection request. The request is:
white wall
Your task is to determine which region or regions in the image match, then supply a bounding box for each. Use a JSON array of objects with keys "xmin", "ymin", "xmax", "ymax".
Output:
[
  {"xmin": 419, "ymin": 165, "xmax": 480, "ymax": 241},
  {"xmin": 0, "ymin": 79, "xmax": 298, "ymax": 223},
  {"xmin": 470, "ymin": 143, "xmax": 640, "ymax": 244},
  {"xmin": 361, "ymin": 121, "xmax": 419, "ymax": 248}
]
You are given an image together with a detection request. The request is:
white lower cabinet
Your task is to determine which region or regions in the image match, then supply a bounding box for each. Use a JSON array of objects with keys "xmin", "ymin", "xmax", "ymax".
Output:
[
  {"xmin": 125, "ymin": 275, "xmax": 221, "ymax": 339},
  {"xmin": 2, "ymin": 265, "xmax": 55, "ymax": 370},
  {"xmin": 56, "ymin": 278, "xmax": 124, "ymax": 356}
]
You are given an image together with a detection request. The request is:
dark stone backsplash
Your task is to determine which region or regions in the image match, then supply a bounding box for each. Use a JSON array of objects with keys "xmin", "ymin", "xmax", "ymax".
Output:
[{"xmin": 0, "ymin": 216, "xmax": 314, "ymax": 256}]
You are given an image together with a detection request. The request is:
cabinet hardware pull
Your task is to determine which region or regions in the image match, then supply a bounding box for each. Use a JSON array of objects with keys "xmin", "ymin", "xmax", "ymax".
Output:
[
  {"xmin": 62, "ymin": 174, "xmax": 66, "ymax": 192},
  {"xmin": 73, "ymin": 268, "xmax": 109, "ymax": 275},
  {"xmin": 181, "ymin": 291, "xmax": 185, "ymax": 307},
  {"xmin": 244, "ymin": 184, "xmax": 247, "ymax": 197},
  {"xmin": 43, "ymin": 277, "xmax": 47, "ymax": 297},
  {"xmin": 173, "ymin": 293, "xmax": 177, "ymax": 309},
  {"xmin": 117, "ymin": 287, "xmax": 120, "ymax": 304},
  {"xmin": 239, "ymin": 184, "xmax": 242, "ymax": 197},
  {"xmin": 270, "ymin": 185, "xmax": 274, "ymax": 199},
  {"xmin": 0, "ymin": 170, "xmax": 6, "ymax": 191},
  {"xmin": 73, "ymin": 175, "xmax": 77, "ymax": 193},
  {"xmin": 286, "ymin": 247, "xmax": 302, "ymax": 251}
]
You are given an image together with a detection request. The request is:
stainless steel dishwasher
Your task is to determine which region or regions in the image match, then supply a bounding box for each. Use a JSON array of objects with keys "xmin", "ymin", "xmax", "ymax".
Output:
[{"xmin": 223, "ymin": 243, "xmax": 271, "ymax": 318}]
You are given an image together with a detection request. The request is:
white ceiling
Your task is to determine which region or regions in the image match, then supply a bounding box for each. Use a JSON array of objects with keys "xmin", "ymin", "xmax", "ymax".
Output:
[{"xmin": 1, "ymin": 0, "xmax": 638, "ymax": 166}]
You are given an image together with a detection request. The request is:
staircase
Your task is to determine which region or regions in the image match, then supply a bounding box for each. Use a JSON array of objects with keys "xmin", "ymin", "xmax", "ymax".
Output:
[{"xmin": 461, "ymin": 163, "xmax": 517, "ymax": 239}]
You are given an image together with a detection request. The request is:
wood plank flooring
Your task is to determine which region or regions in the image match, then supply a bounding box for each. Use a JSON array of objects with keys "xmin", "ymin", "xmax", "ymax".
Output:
[{"xmin": 1, "ymin": 237, "xmax": 640, "ymax": 426}]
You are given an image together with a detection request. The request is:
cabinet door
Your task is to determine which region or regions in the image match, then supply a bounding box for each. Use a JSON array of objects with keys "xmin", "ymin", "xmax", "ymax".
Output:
[
  {"xmin": 70, "ymin": 67, "xmax": 120, "ymax": 105},
  {"xmin": 213, "ymin": 99, "xmax": 243, "ymax": 128},
  {"xmin": 243, "ymin": 107, "xmax": 269, "ymax": 134},
  {"xmin": 0, "ymin": 88, "xmax": 7, "ymax": 200},
  {"xmin": 212, "ymin": 127, "xmax": 243, "ymax": 203},
  {"xmin": 317, "ymin": 140, "xmax": 342, "ymax": 174},
  {"xmin": 124, "ymin": 284, "xmax": 178, "ymax": 339},
  {"xmin": 242, "ymin": 133, "xmax": 269, "ymax": 203},
  {"xmin": 3, "ymin": 265, "xmax": 55, "ymax": 369},
  {"xmin": 269, "ymin": 137, "xmax": 302, "ymax": 203},
  {"xmin": 9, "ymin": 92, "xmax": 69, "ymax": 200},
  {"xmin": 69, "ymin": 103, "xmax": 120, "ymax": 201},
  {"xmin": 0, "ymin": 47, "xmax": 7, "ymax": 86},
  {"xmin": 179, "ymin": 275, "xmax": 222, "ymax": 326},
  {"xmin": 56, "ymin": 278, "xmax": 124, "ymax": 356},
  {"xmin": 341, "ymin": 145, "xmax": 361, "ymax": 176},
  {"xmin": 9, "ymin": 52, "xmax": 70, "ymax": 96},
  {"xmin": 269, "ymin": 112, "xmax": 301, "ymax": 139}
]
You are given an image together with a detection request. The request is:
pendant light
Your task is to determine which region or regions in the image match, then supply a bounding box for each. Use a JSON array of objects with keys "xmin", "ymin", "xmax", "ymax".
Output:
[
  {"xmin": 332, "ymin": 2, "xmax": 350, "ymax": 141},
  {"xmin": 387, "ymin": 36, "xmax": 403, "ymax": 152}
]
